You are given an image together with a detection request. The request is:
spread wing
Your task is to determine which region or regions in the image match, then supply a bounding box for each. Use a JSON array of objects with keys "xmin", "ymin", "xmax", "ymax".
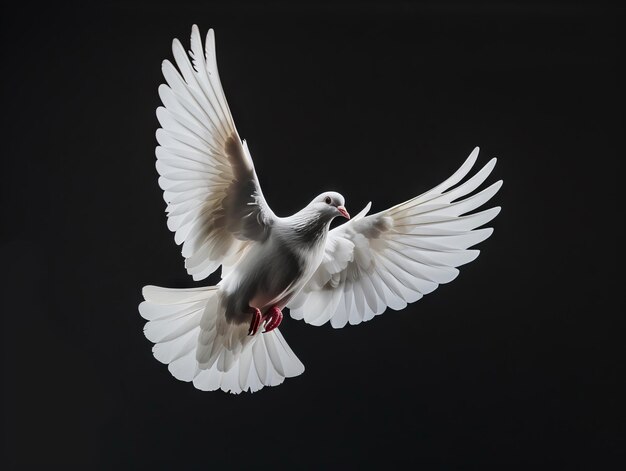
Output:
[
  {"xmin": 288, "ymin": 148, "xmax": 502, "ymax": 328},
  {"xmin": 156, "ymin": 25, "xmax": 275, "ymax": 281}
]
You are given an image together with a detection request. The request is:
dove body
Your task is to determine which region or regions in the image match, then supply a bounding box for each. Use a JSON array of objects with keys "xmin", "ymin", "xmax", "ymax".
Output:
[{"xmin": 218, "ymin": 192, "xmax": 346, "ymax": 325}]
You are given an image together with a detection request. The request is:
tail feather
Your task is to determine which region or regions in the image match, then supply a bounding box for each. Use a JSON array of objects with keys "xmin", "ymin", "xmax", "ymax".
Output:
[
  {"xmin": 139, "ymin": 300, "xmax": 206, "ymax": 321},
  {"xmin": 139, "ymin": 285, "xmax": 305, "ymax": 394},
  {"xmin": 142, "ymin": 285, "xmax": 216, "ymax": 304},
  {"xmin": 193, "ymin": 329, "xmax": 303, "ymax": 393},
  {"xmin": 152, "ymin": 327, "xmax": 200, "ymax": 364}
]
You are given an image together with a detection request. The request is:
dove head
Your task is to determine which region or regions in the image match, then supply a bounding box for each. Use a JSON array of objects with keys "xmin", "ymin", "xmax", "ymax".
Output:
[
  {"xmin": 287, "ymin": 191, "xmax": 350, "ymax": 244},
  {"xmin": 310, "ymin": 191, "xmax": 350, "ymax": 221}
]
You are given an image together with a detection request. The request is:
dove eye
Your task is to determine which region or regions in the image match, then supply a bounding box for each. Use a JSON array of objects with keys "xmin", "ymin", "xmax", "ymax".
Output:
[{"xmin": 324, "ymin": 196, "xmax": 332, "ymax": 205}]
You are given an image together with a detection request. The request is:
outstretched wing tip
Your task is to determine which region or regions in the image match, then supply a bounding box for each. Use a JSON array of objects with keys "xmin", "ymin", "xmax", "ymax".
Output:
[
  {"xmin": 156, "ymin": 28, "xmax": 274, "ymax": 280},
  {"xmin": 483, "ymin": 226, "xmax": 495, "ymax": 237},
  {"xmin": 206, "ymin": 28, "xmax": 216, "ymax": 50},
  {"xmin": 354, "ymin": 201, "xmax": 373, "ymax": 220}
]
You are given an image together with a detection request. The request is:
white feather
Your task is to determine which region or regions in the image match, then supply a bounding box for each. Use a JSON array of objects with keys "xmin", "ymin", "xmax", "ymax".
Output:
[
  {"xmin": 141, "ymin": 28, "xmax": 501, "ymax": 396},
  {"xmin": 288, "ymin": 148, "xmax": 501, "ymax": 327}
]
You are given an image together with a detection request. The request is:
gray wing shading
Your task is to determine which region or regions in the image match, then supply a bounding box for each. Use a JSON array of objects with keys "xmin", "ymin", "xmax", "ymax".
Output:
[
  {"xmin": 156, "ymin": 25, "xmax": 275, "ymax": 280},
  {"xmin": 288, "ymin": 148, "xmax": 502, "ymax": 328}
]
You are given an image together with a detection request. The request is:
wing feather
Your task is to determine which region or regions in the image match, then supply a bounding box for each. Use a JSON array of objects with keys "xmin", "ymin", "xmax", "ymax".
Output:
[
  {"xmin": 156, "ymin": 26, "xmax": 275, "ymax": 280},
  {"xmin": 288, "ymin": 148, "xmax": 502, "ymax": 327}
]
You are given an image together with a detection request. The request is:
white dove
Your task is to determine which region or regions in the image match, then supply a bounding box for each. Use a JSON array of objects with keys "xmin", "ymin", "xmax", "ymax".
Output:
[{"xmin": 139, "ymin": 26, "xmax": 503, "ymax": 394}]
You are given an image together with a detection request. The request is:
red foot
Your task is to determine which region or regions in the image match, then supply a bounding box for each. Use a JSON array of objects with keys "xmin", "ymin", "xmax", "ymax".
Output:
[
  {"xmin": 248, "ymin": 306, "xmax": 283, "ymax": 335},
  {"xmin": 263, "ymin": 306, "xmax": 283, "ymax": 333},
  {"xmin": 248, "ymin": 307, "xmax": 263, "ymax": 336}
]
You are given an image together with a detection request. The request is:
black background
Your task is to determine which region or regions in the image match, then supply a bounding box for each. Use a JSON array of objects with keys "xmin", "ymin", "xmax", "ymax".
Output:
[{"xmin": 2, "ymin": 0, "xmax": 624, "ymax": 468}]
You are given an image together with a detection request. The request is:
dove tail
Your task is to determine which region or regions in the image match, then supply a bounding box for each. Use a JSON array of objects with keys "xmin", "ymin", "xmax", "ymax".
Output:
[{"xmin": 139, "ymin": 284, "xmax": 305, "ymax": 394}]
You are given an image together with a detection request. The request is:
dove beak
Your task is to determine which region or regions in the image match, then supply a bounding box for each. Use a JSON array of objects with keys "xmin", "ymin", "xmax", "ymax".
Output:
[{"xmin": 337, "ymin": 205, "xmax": 350, "ymax": 219}]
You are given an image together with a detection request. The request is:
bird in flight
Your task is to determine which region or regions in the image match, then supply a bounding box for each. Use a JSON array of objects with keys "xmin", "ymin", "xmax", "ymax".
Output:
[{"xmin": 139, "ymin": 26, "xmax": 502, "ymax": 394}]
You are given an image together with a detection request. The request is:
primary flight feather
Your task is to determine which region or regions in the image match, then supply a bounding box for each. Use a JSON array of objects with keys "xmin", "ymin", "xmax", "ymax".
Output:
[{"xmin": 139, "ymin": 26, "xmax": 503, "ymax": 394}]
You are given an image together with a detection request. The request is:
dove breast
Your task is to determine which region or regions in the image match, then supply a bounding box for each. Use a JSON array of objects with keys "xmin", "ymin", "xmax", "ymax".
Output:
[{"xmin": 218, "ymin": 228, "xmax": 316, "ymax": 324}]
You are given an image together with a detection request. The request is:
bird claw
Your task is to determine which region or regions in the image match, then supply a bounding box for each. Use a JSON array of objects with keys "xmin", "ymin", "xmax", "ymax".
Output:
[
  {"xmin": 263, "ymin": 306, "xmax": 283, "ymax": 333},
  {"xmin": 248, "ymin": 308, "xmax": 263, "ymax": 336},
  {"xmin": 248, "ymin": 306, "xmax": 283, "ymax": 335}
]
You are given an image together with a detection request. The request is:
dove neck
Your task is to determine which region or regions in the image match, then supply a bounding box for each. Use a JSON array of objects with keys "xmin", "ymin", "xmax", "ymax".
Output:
[{"xmin": 286, "ymin": 210, "xmax": 333, "ymax": 246}]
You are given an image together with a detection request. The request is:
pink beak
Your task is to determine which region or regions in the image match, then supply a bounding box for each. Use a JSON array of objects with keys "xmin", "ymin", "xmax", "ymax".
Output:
[{"xmin": 337, "ymin": 205, "xmax": 350, "ymax": 219}]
